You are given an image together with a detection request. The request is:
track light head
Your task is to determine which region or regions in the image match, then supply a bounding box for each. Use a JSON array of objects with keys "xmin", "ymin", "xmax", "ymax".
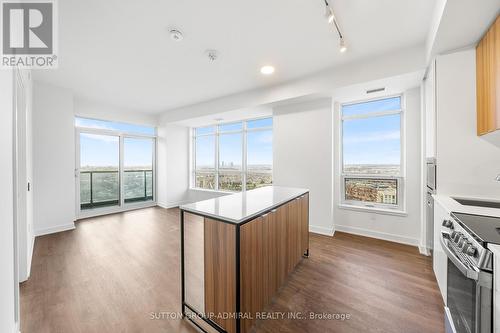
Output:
[
  {"xmin": 325, "ymin": 6, "xmax": 334, "ymax": 24},
  {"xmin": 339, "ymin": 38, "xmax": 347, "ymax": 53}
]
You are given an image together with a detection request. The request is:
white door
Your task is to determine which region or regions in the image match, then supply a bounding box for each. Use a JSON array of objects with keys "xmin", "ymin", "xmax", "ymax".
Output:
[
  {"xmin": 14, "ymin": 69, "xmax": 32, "ymax": 283},
  {"xmin": 25, "ymin": 71, "xmax": 34, "ymax": 277}
]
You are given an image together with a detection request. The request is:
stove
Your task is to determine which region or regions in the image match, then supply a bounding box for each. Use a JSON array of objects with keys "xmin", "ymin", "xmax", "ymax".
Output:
[{"xmin": 440, "ymin": 212, "xmax": 494, "ymax": 333}]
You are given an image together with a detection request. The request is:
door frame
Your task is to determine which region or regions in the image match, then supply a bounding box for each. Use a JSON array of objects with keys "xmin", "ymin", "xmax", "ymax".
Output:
[{"xmin": 75, "ymin": 126, "xmax": 157, "ymax": 219}]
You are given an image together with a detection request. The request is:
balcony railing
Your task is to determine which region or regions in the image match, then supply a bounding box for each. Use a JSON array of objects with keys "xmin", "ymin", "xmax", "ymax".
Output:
[{"xmin": 80, "ymin": 170, "xmax": 153, "ymax": 210}]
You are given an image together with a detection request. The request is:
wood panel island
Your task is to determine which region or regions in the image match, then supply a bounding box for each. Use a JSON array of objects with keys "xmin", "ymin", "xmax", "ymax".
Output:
[{"xmin": 180, "ymin": 186, "xmax": 309, "ymax": 333}]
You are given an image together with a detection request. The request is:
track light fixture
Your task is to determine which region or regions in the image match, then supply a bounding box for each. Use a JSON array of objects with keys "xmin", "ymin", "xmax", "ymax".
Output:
[
  {"xmin": 323, "ymin": 0, "xmax": 346, "ymax": 53},
  {"xmin": 339, "ymin": 38, "xmax": 347, "ymax": 53}
]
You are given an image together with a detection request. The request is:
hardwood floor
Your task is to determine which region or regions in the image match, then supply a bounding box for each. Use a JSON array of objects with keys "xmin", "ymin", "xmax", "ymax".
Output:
[{"xmin": 21, "ymin": 207, "xmax": 444, "ymax": 333}]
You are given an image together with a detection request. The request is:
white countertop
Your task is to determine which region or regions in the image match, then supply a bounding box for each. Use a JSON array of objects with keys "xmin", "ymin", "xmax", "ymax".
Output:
[
  {"xmin": 180, "ymin": 186, "xmax": 309, "ymax": 224},
  {"xmin": 433, "ymin": 194, "xmax": 500, "ymax": 218}
]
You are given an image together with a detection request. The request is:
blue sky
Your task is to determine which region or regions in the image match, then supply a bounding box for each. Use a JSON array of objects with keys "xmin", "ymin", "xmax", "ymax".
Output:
[
  {"xmin": 80, "ymin": 134, "xmax": 153, "ymax": 167},
  {"xmin": 196, "ymin": 130, "xmax": 273, "ymax": 168},
  {"xmin": 342, "ymin": 96, "xmax": 401, "ymax": 116},
  {"xmin": 196, "ymin": 118, "xmax": 273, "ymax": 168},
  {"xmin": 77, "ymin": 118, "xmax": 154, "ymax": 168},
  {"xmin": 247, "ymin": 131, "xmax": 272, "ymax": 166},
  {"xmin": 219, "ymin": 133, "xmax": 242, "ymax": 167},
  {"xmin": 343, "ymin": 97, "xmax": 401, "ymax": 166}
]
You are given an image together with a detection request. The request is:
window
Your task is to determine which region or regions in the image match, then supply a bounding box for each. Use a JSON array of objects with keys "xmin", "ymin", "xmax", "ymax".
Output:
[
  {"xmin": 76, "ymin": 117, "xmax": 156, "ymax": 213},
  {"xmin": 341, "ymin": 96, "xmax": 404, "ymax": 211},
  {"xmin": 193, "ymin": 118, "xmax": 273, "ymax": 192}
]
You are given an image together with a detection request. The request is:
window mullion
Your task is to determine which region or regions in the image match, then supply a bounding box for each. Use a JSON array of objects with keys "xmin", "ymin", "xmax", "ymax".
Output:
[
  {"xmin": 215, "ymin": 128, "xmax": 219, "ymax": 191},
  {"xmin": 192, "ymin": 132, "xmax": 196, "ymax": 188},
  {"xmin": 119, "ymin": 135, "xmax": 124, "ymax": 207},
  {"xmin": 242, "ymin": 122, "xmax": 248, "ymax": 191}
]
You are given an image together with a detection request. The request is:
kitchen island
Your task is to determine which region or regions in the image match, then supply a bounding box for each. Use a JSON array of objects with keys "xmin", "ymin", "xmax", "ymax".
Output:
[{"xmin": 180, "ymin": 186, "xmax": 309, "ymax": 333}]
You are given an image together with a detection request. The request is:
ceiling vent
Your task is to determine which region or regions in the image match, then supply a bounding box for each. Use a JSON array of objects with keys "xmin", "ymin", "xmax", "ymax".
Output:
[{"xmin": 366, "ymin": 87, "xmax": 385, "ymax": 94}]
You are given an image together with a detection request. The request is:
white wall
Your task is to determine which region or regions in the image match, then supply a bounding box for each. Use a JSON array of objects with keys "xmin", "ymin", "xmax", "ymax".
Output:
[
  {"xmin": 33, "ymin": 82, "xmax": 76, "ymax": 235},
  {"xmin": 157, "ymin": 124, "xmax": 191, "ymax": 208},
  {"xmin": 436, "ymin": 49, "xmax": 500, "ymax": 198},
  {"xmin": 0, "ymin": 70, "xmax": 18, "ymax": 333},
  {"xmin": 273, "ymin": 99, "xmax": 334, "ymax": 236},
  {"xmin": 424, "ymin": 60, "xmax": 436, "ymax": 158},
  {"xmin": 157, "ymin": 122, "xmax": 231, "ymax": 207},
  {"xmin": 333, "ymin": 87, "xmax": 423, "ymax": 246}
]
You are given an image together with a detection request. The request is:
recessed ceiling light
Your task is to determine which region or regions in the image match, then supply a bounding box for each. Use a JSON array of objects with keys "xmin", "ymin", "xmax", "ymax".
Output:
[{"xmin": 260, "ymin": 65, "xmax": 275, "ymax": 75}]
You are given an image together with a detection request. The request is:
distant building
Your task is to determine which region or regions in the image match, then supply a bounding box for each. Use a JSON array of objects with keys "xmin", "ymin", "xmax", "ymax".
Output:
[
  {"xmin": 346, "ymin": 182, "xmax": 377, "ymax": 202},
  {"xmin": 377, "ymin": 188, "xmax": 397, "ymax": 204}
]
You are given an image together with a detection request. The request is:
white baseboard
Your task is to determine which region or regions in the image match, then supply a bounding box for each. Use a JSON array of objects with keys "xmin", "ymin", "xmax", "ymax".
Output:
[
  {"xmin": 157, "ymin": 201, "xmax": 189, "ymax": 209},
  {"xmin": 309, "ymin": 225, "xmax": 335, "ymax": 236},
  {"xmin": 419, "ymin": 246, "xmax": 431, "ymax": 256},
  {"xmin": 334, "ymin": 224, "xmax": 419, "ymax": 247},
  {"xmin": 34, "ymin": 223, "xmax": 75, "ymax": 237}
]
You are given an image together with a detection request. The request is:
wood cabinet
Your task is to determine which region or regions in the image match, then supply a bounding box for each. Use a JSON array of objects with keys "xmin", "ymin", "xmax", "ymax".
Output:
[
  {"xmin": 199, "ymin": 193, "xmax": 309, "ymax": 333},
  {"xmin": 204, "ymin": 218, "xmax": 237, "ymax": 332},
  {"xmin": 240, "ymin": 194, "xmax": 309, "ymax": 333},
  {"xmin": 476, "ymin": 15, "xmax": 500, "ymax": 136}
]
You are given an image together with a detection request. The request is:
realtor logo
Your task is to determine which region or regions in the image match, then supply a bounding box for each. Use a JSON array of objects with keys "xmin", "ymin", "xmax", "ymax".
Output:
[{"xmin": 1, "ymin": 0, "xmax": 58, "ymax": 68}]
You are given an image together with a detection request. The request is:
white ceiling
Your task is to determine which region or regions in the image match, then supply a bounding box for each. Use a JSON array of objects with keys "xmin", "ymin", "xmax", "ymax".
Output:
[
  {"xmin": 428, "ymin": 0, "xmax": 500, "ymax": 60},
  {"xmin": 33, "ymin": 0, "xmax": 436, "ymax": 114}
]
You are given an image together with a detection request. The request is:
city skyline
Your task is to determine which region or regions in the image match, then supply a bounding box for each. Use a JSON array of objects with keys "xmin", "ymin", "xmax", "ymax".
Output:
[{"xmin": 195, "ymin": 130, "xmax": 273, "ymax": 168}]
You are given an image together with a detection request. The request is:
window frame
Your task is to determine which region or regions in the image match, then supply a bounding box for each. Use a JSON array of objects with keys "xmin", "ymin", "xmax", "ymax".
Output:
[
  {"xmin": 339, "ymin": 94, "xmax": 406, "ymax": 213},
  {"xmin": 191, "ymin": 117, "xmax": 273, "ymax": 192},
  {"xmin": 75, "ymin": 118, "xmax": 157, "ymax": 219}
]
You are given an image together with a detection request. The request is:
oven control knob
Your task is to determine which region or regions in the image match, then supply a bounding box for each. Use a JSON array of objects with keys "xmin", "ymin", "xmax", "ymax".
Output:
[
  {"xmin": 457, "ymin": 238, "xmax": 466, "ymax": 248},
  {"xmin": 450, "ymin": 231, "xmax": 457, "ymax": 239},
  {"xmin": 453, "ymin": 233, "xmax": 463, "ymax": 243},
  {"xmin": 465, "ymin": 245, "xmax": 477, "ymax": 257},
  {"xmin": 442, "ymin": 220, "xmax": 454, "ymax": 229}
]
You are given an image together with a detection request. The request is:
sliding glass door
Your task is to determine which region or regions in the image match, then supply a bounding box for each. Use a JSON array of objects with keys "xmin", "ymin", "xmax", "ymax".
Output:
[
  {"xmin": 76, "ymin": 118, "xmax": 156, "ymax": 216},
  {"xmin": 79, "ymin": 133, "xmax": 120, "ymax": 210}
]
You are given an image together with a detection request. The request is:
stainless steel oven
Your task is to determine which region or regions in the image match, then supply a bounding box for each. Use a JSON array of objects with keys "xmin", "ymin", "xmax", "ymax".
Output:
[{"xmin": 440, "ymin": 215, "xmax": 493, "ymax": 333}]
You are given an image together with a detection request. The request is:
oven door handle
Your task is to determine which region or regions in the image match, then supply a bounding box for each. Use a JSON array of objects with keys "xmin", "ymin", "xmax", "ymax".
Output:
[{"xmin": 440, "ymin": 236, "xmax": 479, "ymax": 281}]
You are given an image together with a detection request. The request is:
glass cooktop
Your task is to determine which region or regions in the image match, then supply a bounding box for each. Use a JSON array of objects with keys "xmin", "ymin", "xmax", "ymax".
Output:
[{"xmin": 452, "ymin": 212, "xmax": 500, "ymax": 245}]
